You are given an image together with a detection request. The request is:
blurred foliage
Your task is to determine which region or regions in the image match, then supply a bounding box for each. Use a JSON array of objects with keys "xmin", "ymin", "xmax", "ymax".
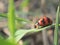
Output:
[
  {"xmin": 0, "ymin": 0, "xmax": 59, "ymax": 45},
  {"xmin": 20, "ymin": 0, "xmax": 30, "ymax": 9},
  {"xmin": 23, "ymin": 40, "xmax": 30, "ymax": 45}
]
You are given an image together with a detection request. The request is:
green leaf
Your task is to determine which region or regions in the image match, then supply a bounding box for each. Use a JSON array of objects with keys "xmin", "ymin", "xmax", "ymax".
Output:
[{"xmin": 15, "ymin": 24, "xmax": 54, "ymax": 42}]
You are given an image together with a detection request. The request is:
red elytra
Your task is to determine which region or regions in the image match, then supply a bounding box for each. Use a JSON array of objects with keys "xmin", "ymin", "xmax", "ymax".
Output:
[{"xmin": 38, "ymin": 16, "xmax": 52, "ymax": 26}]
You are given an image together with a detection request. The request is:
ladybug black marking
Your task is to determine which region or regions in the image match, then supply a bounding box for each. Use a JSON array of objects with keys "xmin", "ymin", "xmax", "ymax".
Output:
[
  {"xmin": 47, "ymin": 17, "xmax": 51, "ymax": 23},
  {"xmin": 41, "ymin": 18, "xmax": 46, "ymax": 25}
]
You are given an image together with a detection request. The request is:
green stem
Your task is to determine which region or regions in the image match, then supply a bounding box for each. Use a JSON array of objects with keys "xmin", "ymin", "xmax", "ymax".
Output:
[
  {"xmin": 54, "ymin": 6, "xmax": 59, "ymax": 45},
  {"xmin": 8, "ymin": 0, "xmax": 16, "ymax": 42}
]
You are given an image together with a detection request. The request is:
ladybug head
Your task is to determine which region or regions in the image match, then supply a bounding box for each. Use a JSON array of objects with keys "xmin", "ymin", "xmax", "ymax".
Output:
[{"xmin": 34, "ymin": 23, "xmax": 39, "ymax": 28}]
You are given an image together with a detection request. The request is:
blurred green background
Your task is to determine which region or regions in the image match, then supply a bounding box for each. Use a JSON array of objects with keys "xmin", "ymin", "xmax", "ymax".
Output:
[{"xmin": 0, "ymin": 0, "xmax": 59, "ymax": 45}]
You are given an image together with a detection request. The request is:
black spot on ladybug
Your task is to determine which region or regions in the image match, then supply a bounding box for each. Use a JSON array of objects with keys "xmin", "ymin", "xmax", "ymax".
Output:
[
  {"xmin": 47, "ymin": 17, "xmax": 51, "ymax": 24},
  {"xmin": 41, "ymin": 19, "xmax": 45, "ymax": 25}
]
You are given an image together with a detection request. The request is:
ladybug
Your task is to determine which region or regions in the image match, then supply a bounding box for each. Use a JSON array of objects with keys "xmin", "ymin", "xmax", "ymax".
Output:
[{"xmin": 34, "ymin": 16, "xmax": 52, "ymax": 28}]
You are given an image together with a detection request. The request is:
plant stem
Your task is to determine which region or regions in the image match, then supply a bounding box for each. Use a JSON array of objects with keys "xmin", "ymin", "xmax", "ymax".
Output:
[
  {"xmin": 8, "ymin": 0, "xmax": 16, "ymax": 42},
  {"xmin": 54, "ymin": 6, "xmax": 59, "ymax": 45}
]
